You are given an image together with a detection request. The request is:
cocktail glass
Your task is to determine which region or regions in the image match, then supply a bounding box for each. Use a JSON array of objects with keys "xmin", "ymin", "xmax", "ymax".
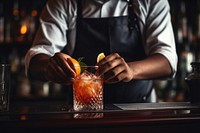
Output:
[{"xmin": 73, "ymin": 66, "xmax": 103, "ymax": 111}]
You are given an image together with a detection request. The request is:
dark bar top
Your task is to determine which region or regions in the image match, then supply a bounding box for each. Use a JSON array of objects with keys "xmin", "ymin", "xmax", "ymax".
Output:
[{"xmin": 1, "ymin": 100, "xmax": 200, "ymax": 133}]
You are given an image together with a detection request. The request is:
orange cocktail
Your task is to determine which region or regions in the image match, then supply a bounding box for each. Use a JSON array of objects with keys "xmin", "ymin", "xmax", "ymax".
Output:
[{"xmin": 73, "ymin": 66, "xmax": 103, "ymax": 111}]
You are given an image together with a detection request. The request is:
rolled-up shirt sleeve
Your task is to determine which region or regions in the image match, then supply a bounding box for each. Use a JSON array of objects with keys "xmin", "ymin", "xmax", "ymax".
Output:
[
  {"xmin": 138, "ymin": 0, "xmax": 178, "ymax": 78},
  {"xmin": 24, "ymin": 0, "xmax": 71, "ymax": 75}
]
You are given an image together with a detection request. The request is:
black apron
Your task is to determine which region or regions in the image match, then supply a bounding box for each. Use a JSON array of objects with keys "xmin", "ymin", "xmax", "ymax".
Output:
[{"xmin": 72, "ymin": 0, "xmax": 153, "ymax": 103}]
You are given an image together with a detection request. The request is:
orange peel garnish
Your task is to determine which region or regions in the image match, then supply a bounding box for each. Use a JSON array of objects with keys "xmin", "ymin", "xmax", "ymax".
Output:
[
  {"xmin": 67, "ymin": 57, "xmax": 81, "ymax": 75},
  {"xmin": 97, "ymin": 53, "xmax": 105, "ymax": 63}
]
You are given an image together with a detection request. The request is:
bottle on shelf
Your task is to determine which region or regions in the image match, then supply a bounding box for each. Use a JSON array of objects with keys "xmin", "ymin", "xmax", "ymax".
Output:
[
  {"xmin": 27, "ymin": 1, "xmax": 39, "ymax": 43},
  {"xmin": 185, "ymin": 62, "xmax": 200, "ymax": 103}
]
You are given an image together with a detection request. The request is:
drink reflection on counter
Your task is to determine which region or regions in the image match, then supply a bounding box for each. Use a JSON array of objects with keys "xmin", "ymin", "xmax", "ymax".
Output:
[{"xmin": 74, "ymin": 113, "xmax": 104, "ymax": 119}]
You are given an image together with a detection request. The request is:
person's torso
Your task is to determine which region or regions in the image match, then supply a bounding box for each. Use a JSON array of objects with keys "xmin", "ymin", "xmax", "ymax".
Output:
[{"xmin": 70, "ymin": 0, "xmax": 153, "ymax": 103}]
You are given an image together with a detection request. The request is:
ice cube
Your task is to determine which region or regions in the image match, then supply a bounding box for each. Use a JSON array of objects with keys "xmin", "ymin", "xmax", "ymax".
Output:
[{"xmin": 80, "ymin": 70, "xmax": 96, "ymax": 80}]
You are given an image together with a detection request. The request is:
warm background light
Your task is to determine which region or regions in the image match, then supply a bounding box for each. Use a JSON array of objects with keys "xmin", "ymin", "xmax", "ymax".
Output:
[{"xmin": 20, "ymin": 25, "xmax": 27, "ymax": 35}]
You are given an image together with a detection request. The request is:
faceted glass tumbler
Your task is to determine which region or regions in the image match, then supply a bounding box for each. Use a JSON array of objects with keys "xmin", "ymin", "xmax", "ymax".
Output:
[{"xmin": 73, "ymin": 66, "xmax": 103, "ymax": 111}]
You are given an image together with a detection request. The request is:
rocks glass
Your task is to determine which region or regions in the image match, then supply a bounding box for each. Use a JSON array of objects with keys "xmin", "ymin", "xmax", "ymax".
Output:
[{"xmin": 73, "ymin": 66, "xmax": 103, "ymax": 111}]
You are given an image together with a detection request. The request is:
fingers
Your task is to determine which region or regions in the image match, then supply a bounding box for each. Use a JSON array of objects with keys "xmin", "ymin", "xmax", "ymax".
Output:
[
  {"xmin": 98, "ymin": 53, "xmax": 121, "ymax": 74},
  {"xmin": 53, "ymin": 53, "xmax": 76, "ymax": 76},
  {"xmin": 46, "ymin": 52, "xmax": 133, "ymax": 84},
  {"xmin": 98, "ymin": 53, "xmax": 133, "ymax": 84},
  {"xmin": 46, "ymin": 52, "xmax": 76, "ymax": 84},
  {"xmin": 46, "ymin": 63, "xmax": 74, "ymax": 84}
]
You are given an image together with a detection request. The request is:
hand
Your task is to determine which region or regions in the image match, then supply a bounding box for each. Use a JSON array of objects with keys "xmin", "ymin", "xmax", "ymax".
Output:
[
  {"xmin": 97, "ymin": 53, "xmax": 134, "ymax": 84},
  {"xmin": 45, "ymin": 52, "xmax": 76, "ymax": 84}
]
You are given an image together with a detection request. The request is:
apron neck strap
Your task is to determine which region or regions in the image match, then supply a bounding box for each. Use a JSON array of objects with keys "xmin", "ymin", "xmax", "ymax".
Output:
[
  {"xmin": 128, "ymin": 0, "xmax": 140, "ymax": 31},
  {"xmin": 77, "ymin": 0, "xmax": 83, "ymax": 19}
]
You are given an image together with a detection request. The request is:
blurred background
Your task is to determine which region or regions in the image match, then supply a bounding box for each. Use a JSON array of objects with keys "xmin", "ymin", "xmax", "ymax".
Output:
[{"xmin": 0, "ymin": 0, "xmax": 199, "ymax": 102}]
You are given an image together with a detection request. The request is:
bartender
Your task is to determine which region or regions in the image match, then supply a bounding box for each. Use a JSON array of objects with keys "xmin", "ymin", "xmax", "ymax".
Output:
[{"xmin": 25, "ymin": 0, "xmax": 178, "ymax": 103}]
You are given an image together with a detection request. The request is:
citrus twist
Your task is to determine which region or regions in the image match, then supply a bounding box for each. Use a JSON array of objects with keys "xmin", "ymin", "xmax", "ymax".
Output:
[
  {"xmin": 67, "ymin": 57, "xmax": 81, "ymax": 75},
  {"xmin": 97, "ymin": 52, "xmax": 106, "ymax": 63}
]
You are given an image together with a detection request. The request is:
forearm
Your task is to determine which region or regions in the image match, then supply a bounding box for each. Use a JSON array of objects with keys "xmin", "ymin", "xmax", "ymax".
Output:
[
  {"xmin": 28, "ymin": 54, "xmax": 51, "ymax": 82},
  {"xmin": 129, "ymin": 54, "xmax": 172, "ymax": 80}
]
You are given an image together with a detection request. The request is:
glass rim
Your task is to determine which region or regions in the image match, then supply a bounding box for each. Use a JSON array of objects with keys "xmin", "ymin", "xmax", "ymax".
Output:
[
  {"xmin": 80, "ymin": 65, "xmax": 99, "ymax": 68},
  {"xmin": 75, "ymin": 76, "xmax": 103, "ymax": 80},
  {"xmin": 74, "ymin": 65, "xmax": 99, "ymax": 68}
]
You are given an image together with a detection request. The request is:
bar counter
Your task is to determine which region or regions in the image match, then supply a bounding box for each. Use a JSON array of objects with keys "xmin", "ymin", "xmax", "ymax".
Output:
[{"xmin": 1, "ymin": 100, "xmax": 200, "ymax": 133}]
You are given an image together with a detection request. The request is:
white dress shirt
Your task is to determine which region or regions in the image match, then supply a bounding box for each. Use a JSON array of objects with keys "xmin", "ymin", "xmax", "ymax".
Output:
[{"xmin": 25, "ymin": 0, "xmax": 178, "ymax": 78}]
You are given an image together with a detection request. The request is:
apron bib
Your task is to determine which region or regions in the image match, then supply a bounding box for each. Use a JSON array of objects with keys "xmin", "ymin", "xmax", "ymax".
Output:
[{"xmin": 72, "ymin": 0, "xmax": 153, "ymax": 103}]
